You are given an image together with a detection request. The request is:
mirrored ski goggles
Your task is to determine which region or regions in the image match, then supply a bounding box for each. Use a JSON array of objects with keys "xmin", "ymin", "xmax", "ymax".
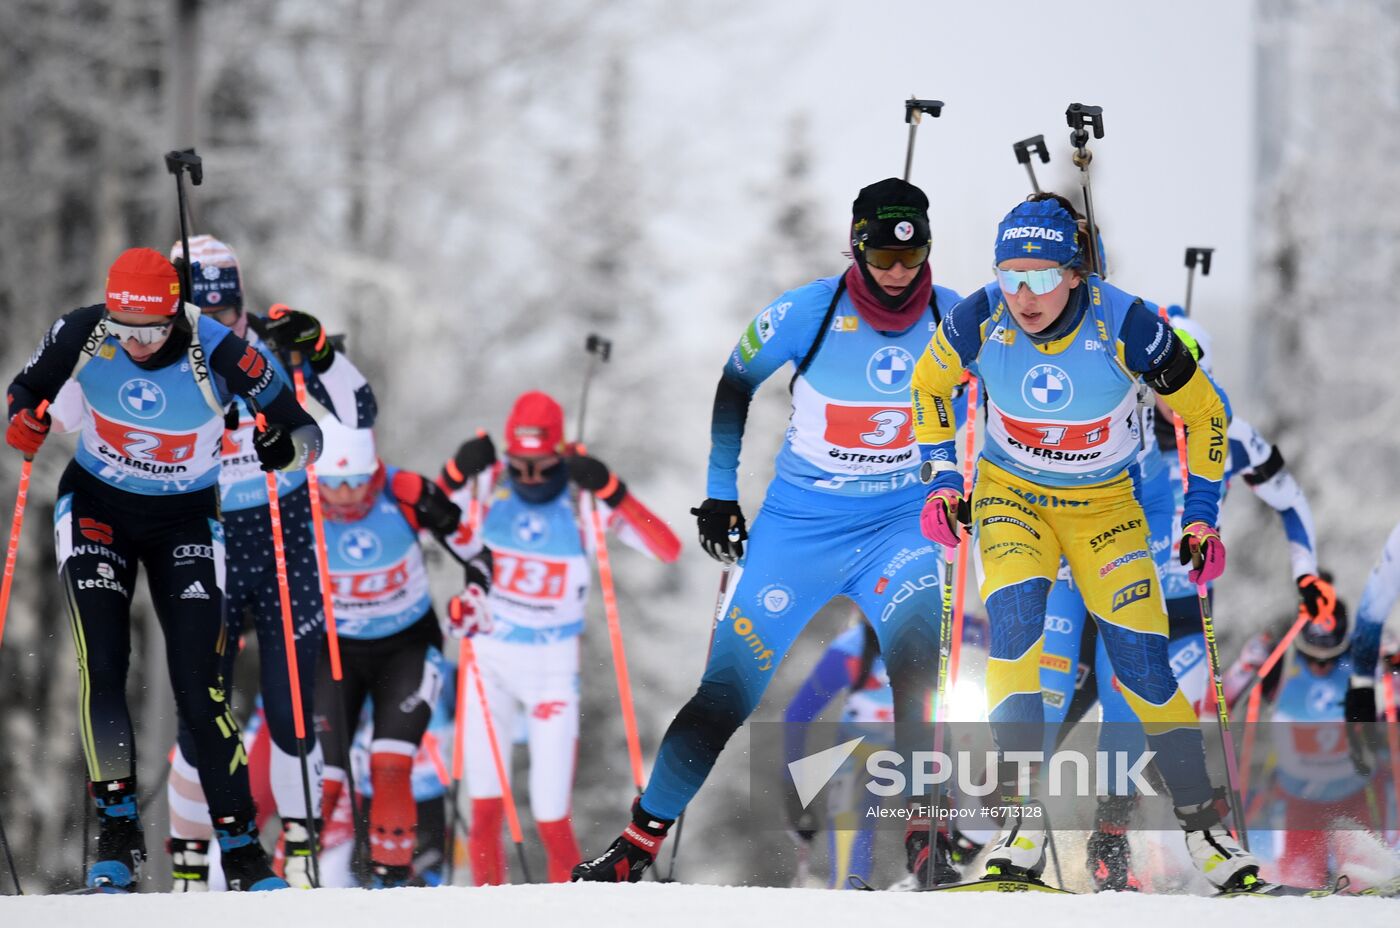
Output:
[
  {"xmin": 995, "ymin": 264, "xmax": 1068, "ymax": 296},
  {"xmin": 507, "ymin": 454, "xmax": 561, "ymax": 483},
  {"xmin": 105, "ymin": 315, "xmax": 174, "ymax": 346},
  {"xmin": 319, "ymin": 473, "xmax": 374, "ymax": 489},
  {"xmin": 864, "ymin": 244, "xmax": 930, "ymax": 270}
]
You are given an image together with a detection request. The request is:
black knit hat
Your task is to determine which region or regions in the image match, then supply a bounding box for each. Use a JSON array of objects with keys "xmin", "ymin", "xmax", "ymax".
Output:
[{"xmin": 851, "ymin": 178, "xmax": 931, "ymax": 251}]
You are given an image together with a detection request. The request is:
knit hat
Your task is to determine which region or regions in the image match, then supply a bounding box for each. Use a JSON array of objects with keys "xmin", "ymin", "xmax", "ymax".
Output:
[
  {"xmin": 170, "ymin": 234, "xmax": 243, "ymax": 311},
  {"xmin": 105, "ymin": 248, "xmax": 182, "ymax": 316},
  {"xmin": 994, "ymin": 198, "xmax": 1081, "ymax": 267},
  {"xmin": 505, "ymin": 391, "xmax": 565, "ymax": 456}
]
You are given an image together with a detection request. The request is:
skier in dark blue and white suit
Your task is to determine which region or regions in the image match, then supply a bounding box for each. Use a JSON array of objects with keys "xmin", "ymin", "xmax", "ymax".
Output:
[{"xmin": 574, "ymin": 178, "xmax": 966, "ymax": 886}]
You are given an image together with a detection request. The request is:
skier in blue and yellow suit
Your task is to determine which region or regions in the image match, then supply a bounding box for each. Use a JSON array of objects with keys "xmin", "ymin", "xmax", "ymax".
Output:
[{"xmin": 911, "ymin": 194, "xmax": 1261, "ymax": 891}]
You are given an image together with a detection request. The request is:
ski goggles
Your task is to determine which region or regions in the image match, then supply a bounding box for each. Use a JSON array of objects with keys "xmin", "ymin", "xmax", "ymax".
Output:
[
  {"xmin": 507, "ymin": 454, "xmax": 561, "ymax": 483},
  {"xmin": 864, "ymin": 244, "xmax": 930, "ymax": 270},
  {"xmin": 995, "ymin": 264, "xmax": 1068, "ymax": 296},
  {"xmin": 319, "ymin": 473, "xmax": 374, "ymax": 489},
  {"xmin": 105, "ymin": 314, "xmax": 174, "ymax": 346}
]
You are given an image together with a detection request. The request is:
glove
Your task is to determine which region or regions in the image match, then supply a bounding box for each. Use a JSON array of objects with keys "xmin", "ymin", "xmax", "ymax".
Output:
[
  {"xmin": 264, "ymin": 305, "xmax": 333, "ymax": 372},
  {"xmin": 691, "ymin": 498, "xmax": 746, "ymax": 565},
  {"xmin": 920, "ymin": 488, "xmax": 969, "ymax": 548},
  {"xmin": 446, "ymin": 555, "xmax": 493, "ymax": 638},
  {"xmin": 568, "ymin": 454, "xmax": 627, "ymax": 506},
  {"xmin": 1178, "ymin": 522, "xmax": 1226, "ymax": 585},
  {"xmin": 441, "ymin": 433, "xmax": 496, "ymax": 490},
  {"xmin": 253, "ymin": 423, "xmax": 296, "ymax": 472},
  {"xmin": 6, "ymin": 408, "xmax": 50, "ymax": 457},
  {"xmin": 1297, "ymin": 572, "xmax": 1338, "ymax": 622},
  {"xmin": 403, "ymin": 475, "xmax": 462, "ymax": 537}
]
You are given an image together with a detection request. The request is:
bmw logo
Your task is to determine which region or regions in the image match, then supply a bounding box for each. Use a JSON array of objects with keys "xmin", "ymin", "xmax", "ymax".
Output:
[
  {"xmin": 514, "ymin": 512, "xmax": 550, "ymax": 547},
  {"xmin": 1021, "ymin": 364, "xmax": 1074, "ymax": 412},
  {"xmin": 118, "ymin": 379, "xmax": 166, "ymax": 420},
  {"xmin": 338, "ymin": 528, "xmax": 381, "ymax": 564},
  {"xmin": 866, "ymin": 346, "xmax": 915, "ymax": 395}
]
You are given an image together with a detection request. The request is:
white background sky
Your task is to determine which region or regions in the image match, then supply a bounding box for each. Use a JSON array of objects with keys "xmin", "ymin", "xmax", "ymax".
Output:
[{"xmin": 626, "ymin": 0, "xmax": 1255, "ymax": 391}]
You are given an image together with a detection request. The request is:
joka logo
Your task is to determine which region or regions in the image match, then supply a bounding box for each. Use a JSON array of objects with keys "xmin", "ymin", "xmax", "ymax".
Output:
[
  {"xmin": 788, "ymin": 737, "xmax": 865, "ymax": 808},
  {"xmin": 1111, "ymin": 579, "xmax": 1152, "ymax": 612},
  {"xmin": 79, "ymin": 518, "xmax": 114, "ymax": 545}
]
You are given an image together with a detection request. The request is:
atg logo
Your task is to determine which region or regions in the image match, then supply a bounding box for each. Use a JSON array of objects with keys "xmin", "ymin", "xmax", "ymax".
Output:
[
  {"xmin": 338, "ymin": 528, "xmax": 382, "ymax": 564},
  {"xmin": 1020, "ymin": 364, "xmax": 1073, "ymax": 413},
  {"xmin": 867, "ymin": 346, "xmax": 915, "ymax": 395},
  {"xmin": 118, "ymin": 378, "xmax": 166, "ymax": 420},
  {"xmin": 1111, "ymin": 579, "xmax": 1152, "ymax": 612}
]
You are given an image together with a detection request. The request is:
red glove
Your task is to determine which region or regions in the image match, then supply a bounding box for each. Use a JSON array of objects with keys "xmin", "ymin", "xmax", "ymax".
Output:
[
  {"xmin": 6, "ymin": 408, "xmax": 50, "ymax": 457},
  {"xmin": 447, "ymin": 586, "xmax": 490, "ymax": 638},
  {"xmin": 920, "ymin": 488, "xmax": 966, "ymax": 548},
  {"xmin": 1178, "ymin": 522, "xmax": 1226, "ymax": 585}
]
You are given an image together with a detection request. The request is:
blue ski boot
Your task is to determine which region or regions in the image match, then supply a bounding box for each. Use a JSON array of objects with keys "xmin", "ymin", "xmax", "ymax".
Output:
[
  {"xmin": 86, "ymin": 778, "xmax": 145, "ymax": 891},
  {"xmin": 215, "ymin": 815, "xmax": 289, "ymax": 891}
]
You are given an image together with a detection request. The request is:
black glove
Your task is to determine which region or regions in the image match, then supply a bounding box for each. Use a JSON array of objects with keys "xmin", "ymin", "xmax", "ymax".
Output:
[
  {"xmin": 1297, "ymin": 572, "xmax": 1338, "ymax": 621},
  {"xmin": 442, "ymin": 433, "xmax": 496, "ymax": 490},
  {"xmin": 264, "ymin": 305, "xmax": 333, "ymax": 372},
  {"xmin": 253, "ymin": 423, "xmax": 295, "ymax": 472},
  {"xmin": 568, "ymin": 454, "xmax": 627, "ymax": 506},
  {"xmin": 690, "ymin": 498, "xmax": 746, "ymax": 565},
  {"xmin": 412, "ymin": 479, "xmax": 463, "ymax": 537},
  {"xmin": 465, "ymin": 550, "xmax": 493, "ymax": 597}
]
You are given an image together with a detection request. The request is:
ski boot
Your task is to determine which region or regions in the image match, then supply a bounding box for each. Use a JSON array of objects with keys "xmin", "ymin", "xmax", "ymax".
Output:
[
  {"xmin": 281, "ymin": 818, "xmax": 319, "ymax": 889},
  {"xmin": 904, "ymin": 819, "xmax": 961, "ymax": 888},
  {"xmin": 88, "ymin": 778, "xmax": 146, "ymax": 891},
  {"xmin": 983, "ymin": 801, "xmax": 1048, "ymax": 881},
  {"xmin": 1174, "ymin": 792, "xmax": 1259, "ymax": 891},
  {"xmin": 215, "ymin": 815, "xmax": 289, "ymax": 891},
  {"xmin": 370, "ymin": 862, "xmax": 412, "ymax": 888},
  {"xmin": 168, "ymin": 837, "xmax": 210, "ymax": 892},
  {"xmin": 571, "ymin": 799, "xmax": 673, "ymax": 883},
  {"xmin": 947, "ymin": 823, "xmax": 984, "ymax": 869}
]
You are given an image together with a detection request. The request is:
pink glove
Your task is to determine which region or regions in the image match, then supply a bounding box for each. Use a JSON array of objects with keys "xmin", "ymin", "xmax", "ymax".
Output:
[
  {"xmin": 1178, "ymin": 522, "xmax": 1226, "ymax": 585},
  {"xmin": 447, "ymin": 583, "xmax": 491, "ymax": 638},
  {"xmin": 920, "ymin": 488, "xmax": 965, "ymax": 548}
]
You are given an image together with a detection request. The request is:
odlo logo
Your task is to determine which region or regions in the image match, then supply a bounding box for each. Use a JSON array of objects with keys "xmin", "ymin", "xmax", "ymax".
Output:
[{"xmin": 1111, "ymin": 579, "xmax": 1152, "ymax": 612}]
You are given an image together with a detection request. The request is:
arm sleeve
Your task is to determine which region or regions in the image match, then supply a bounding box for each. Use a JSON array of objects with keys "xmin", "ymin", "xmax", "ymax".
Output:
[
  {"xmin": 391, "ymin": 469, "xmax": 484, "ymax": 566},
  {"xmin": 1121, "ymin": 302, "xmax": 1226, "ymax": 527},
  {"xmin": 782, "ymin": 644, "xmax": 856, "ymax": 767},
  {"xmin": 302, "ymin": 351, "xmax": 378, "ymax": 428},
  {"xmin": 598, "ymin": 491, "xmax": 682, "ymax": 564},
  {"xmin": 911, "ymin": 288, "xmax": 986, "ymax": 492},
  {"xmin": 706, "ymin": 285, "xmax": 828, "ymax": 500},
  {"xmin": 211, "ymin": 335, "xmax": 321, "ymax": 462},
  {"xmin": 6, "ymin": 306, "xmax": 104, "ymax": 416},
  {"xmin": 1353, "ymin": 522, "xmax": 1400, "ymax": 680},
  {"xmin": 1227, "ymin": 419, "xmax": 1318, "ymax": 580}
]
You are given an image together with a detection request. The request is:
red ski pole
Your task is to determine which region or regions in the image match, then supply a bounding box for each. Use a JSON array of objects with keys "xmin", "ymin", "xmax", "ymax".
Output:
[
  {"xmin": 583, "ymin": 487, "xmax": 646, "ymax": 793},
  {"xmin": 0, "ymin": 400, "xmax": 48, "ymax": 651},
  {"xmin": 257, "ymin": 412, "xmax": 321, "ymax": 886},
  {"xmin": 462, "ymin": 637, "xmax": 532, "ymax": 881},
  {"xmin": 1237, "ymin": 611, "xmax": 1309, "ymax": 801}
]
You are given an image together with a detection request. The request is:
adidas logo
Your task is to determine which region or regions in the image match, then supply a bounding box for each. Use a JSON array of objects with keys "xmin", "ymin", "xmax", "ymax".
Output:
[{"xmin": 181, "ymin": 581, "xmax": 211, "ymax": 600}]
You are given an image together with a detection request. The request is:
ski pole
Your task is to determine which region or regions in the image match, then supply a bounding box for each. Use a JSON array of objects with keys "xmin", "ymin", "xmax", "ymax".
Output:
[
  {"xmin": 1012, "ymin": 134, "xmax": 1050, "ymax": 195},
  {"xmin": 902, "ymin": 97, "xmax": 944, "ymax": 182},
  {"xmin": 447, "ymin": 479, "xmax": 484, "ymax": 885},
  {"xmin": 1182, "ymin": 247, "xmax": 1214, "ymax": 317},
  {"xmin": 462, "ymin": 637, "xmax": 531, "ymax": 882},
  {"xmin": 924, "ymin": 543, "xmax": 957, "ymax": 873},
  {"xmin": 163, "ymin": 149, "xmax": 203, "ymax": 306},
  {"xmin": 582, "ymin": 487, "xmax": 646, "ymax": 793},
  {"xmin": 947, "ymin": 374, "xmax": 978, "ymax": 686},
  {"xmin": 663, "ymin": 567, "xmax": 730, "ymax": 883},
  {"xmin": 1237, "ymin": 611, "xmax": 1310, "ymax": 801},
  {"xmin": 1065, "ymin": 103, "xmax": 1106, "ymax": 278},
  {"xmin": 576, "ymin": 334, "xmax": 612, "ymax": 448},
  {"xmin": 257, "ymin": 412, "xmax": 321, "ymax": 887},
  {"xmin": 1193, "ymin": 563, "xmax": 1250, "ymax": 850},
  {"xmin": 0, "ymin": 399, "xmax": 48, "ymax": 653}
]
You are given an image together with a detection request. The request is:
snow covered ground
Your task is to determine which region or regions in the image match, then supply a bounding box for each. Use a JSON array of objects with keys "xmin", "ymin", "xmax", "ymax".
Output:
[{"xmin": 1, "ymin": 882, "xmax": 1394, "ymax": 928}]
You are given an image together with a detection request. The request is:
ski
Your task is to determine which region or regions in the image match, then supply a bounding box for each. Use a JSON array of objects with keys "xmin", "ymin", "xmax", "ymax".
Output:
[
  {"xmin": 64, "ymin": 885, "xmax": 130, "ymax": 895},
  {"xmin": 848, "ymin": 873, "xmax": 1073, "ymax": 894},
  {"xmin": 1214, "ymin": 875, "xmax": 1347, "ymax": 898}
]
